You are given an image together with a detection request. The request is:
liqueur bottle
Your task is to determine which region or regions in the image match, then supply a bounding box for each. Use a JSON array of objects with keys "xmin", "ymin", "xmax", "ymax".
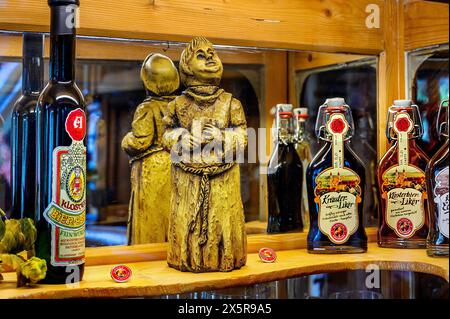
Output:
[
  {"xmin": 377, "ymin": 100, "xmax": 429, "ymax": 249},
  {"xmin": 426, "ymin": 97, "xmax": 449, "ymax": 257},
  {"xmin": 267, "ymin": 104, "xmax": 303, "ymax": 233},
  {"xmin": 293, "ymin": 108, "xmax": 312, "ymax": 229},
  {"xmin": 306, "ymin": 98, "xmax": 367, "ymax": 253},
  {"xmin": 11, "ymin": 33, "xmax": 44, "ymax": 220},
  {"xmin": 35, "ymin": 0, "xmax": 86, "ymax": 284}
]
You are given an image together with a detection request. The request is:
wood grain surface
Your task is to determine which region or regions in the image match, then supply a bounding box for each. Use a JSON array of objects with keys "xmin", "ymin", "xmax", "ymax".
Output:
[
  {"xmin": 404, "ymin": 0, "xmax": 449, "ymax": 51},
  {"xmin": 0, "ymin": 0, "xmax": 384, "ymax": 54},
  {"xmin": 0, "ymin": 243, "xmax": 447, "ymax": 299}
]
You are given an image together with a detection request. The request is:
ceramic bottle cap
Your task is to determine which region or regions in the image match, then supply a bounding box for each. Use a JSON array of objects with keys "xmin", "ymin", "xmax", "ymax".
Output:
[{"xmin": 326, "ymin": 97, "xmax": 346, "ymax": 107}]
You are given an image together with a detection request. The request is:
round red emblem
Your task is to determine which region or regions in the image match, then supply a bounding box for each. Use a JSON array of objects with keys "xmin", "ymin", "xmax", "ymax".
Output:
[
  {"xmin": 259, "ymin": 247, "xmax": 277, "ymax": 263},
  {"xmin": 111, "ymin": 265, "xmax": 132, "ymax": 283},
  {"xmin": 395, "ymin": 117, "xmax": 412, "ymax": 133},
  {"xmin": 397, "ymin": 218, "xmax": 413, "ymax": 236},
  {"xmin": 331, "ymin": 223, "xmax": 348, "ymax": 242},
  {"xmin": 329, "ymin": 118, "xmax": 346, "ymax": 134},
  {"xmin": 65, "ymin": 108, "xmax": 86, "ymax": 141}
]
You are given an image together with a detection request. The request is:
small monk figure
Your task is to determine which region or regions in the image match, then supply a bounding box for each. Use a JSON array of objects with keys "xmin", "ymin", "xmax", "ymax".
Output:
[
  {"xmin": 162, "ymin": 37, "xmax": 248, "ymax": 272},
  {"xmin": 122, "ymin": 53, "xmax": 180, "ymax": 244}
]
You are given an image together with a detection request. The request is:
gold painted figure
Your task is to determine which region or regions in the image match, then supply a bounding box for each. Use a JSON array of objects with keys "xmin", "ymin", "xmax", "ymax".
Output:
[
  {"xmin": 162, "ymin": 37, "xmax": 248, "ymax": 272},
  {"xmin": 122, "ymin": 53, "xmax": 180, "ymax": 244}
]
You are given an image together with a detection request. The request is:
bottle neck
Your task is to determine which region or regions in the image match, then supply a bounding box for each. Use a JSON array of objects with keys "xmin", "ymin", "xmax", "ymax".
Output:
[
  {"xmin": 22, "ymin": 33, "xmax": 44, "ymax": 95},
  {"xmin": 23, "ymin": 56, "xmax": 44, "ymax": 95},
  {"xmin": 49, "ymin": 5, "xmax": 77, "ymax": 82},
  {"xmin": 295, "ymin": 119, "xmax": 307, "ymax": 141},
  {"xmin": 392, "ymin": 138, "xmax": 420, "ymax": 166},
  {"xmin": 277, "ymin": 118, "xmax": 293, "ymax": 144}
]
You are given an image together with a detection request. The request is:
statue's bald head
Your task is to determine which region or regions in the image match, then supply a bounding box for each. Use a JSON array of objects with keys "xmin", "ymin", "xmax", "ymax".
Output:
[
  {"xmin": 141, "ymin": 53, "xmax": 180, "ymax": 96},
  {"xmin": 180, "ymin": 37, "xmax": 223, "ymax": 87}
]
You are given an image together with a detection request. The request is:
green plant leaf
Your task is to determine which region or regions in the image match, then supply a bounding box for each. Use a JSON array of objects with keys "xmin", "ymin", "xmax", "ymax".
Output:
[
  {"xmin": 18, "ymin": 257, "xmax": 47, "ymax": 286},
  {"xmin": 0, "ymin": 219, "xmax": 37, "ymax": 254}
]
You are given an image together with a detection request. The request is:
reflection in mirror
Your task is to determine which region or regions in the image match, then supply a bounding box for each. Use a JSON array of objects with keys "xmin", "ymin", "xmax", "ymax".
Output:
[
  {"xmin": 0, "ymin": 34, "xmax": 265, "ymax": 247},
  {"xmin": 0, "ymin": 33, "xmax": 380, "ymax": 247},
  {"xmin": 291, "ymin": 53, "xmax": 378, "ymax": 227},
  {"xmin": 408, "ymin": 45, "xmax": 449, "ymax": 157},
  {"xmin": 0, "ymin": 57, "xmax": 21, "ymax": 214}
]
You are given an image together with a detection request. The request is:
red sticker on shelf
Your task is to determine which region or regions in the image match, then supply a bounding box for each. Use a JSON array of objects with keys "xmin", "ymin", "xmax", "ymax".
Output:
[
  {"xmin": 65, "ymin": 108, "xmax": 86, "ymax": 141},
  {"xmin": 259, "ymin": 248, "xmax": 277, "ymax": 263},
  {"xmin": 111, "ymin": 265, "xmax": 132, "ymax": 283}
]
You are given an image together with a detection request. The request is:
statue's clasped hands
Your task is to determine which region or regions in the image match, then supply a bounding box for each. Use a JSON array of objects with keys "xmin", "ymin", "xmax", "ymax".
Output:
[
  {"xmin": 180, "ymin": 123, "xmax": 223, "ymax": 152},
  {"xmin": 202, "ymin": 123, "xmax": 222, "ymax": 143}
]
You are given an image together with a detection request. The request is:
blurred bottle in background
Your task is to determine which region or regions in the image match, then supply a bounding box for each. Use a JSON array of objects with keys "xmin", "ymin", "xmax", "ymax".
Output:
[{"xmin": 293, "ymin": 107, "xmax": 312, "ymax": 229}]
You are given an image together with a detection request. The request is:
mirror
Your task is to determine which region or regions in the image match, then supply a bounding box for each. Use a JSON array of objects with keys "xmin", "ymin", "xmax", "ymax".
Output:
[
  {"xmin": 408, "ymin": 44, "xmax": 449, "ymax": 157},
  {"xmin": 289, "ymin": 52, "xmax": 379, "ymax": 227},
  {"xmin": 0, "ymin": 32, "xmax": 379, "ymax": 247}
]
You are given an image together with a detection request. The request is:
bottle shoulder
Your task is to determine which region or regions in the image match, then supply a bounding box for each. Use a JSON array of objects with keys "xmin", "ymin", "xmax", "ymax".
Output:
[
  {"xmin": 38, "ymin": 81, "xmax": 85, "ymax": 108},
  {"xmin": 428, "ymin": 140, "xmax": 449, "ymax": 169},
  {"xmin": 13, "ymin": 94, "xmax": 40, "ymax": 113},
  {"xmin": 309, "ymin": 141, "xmax": 364, "ymax": 169},
  {"xmin": 379, "ymin": 139, "xmax": 430, "ymax": 168},
  {"xmin": 268, "ymin": 143, "xmax": 302, "ymax": 167}
]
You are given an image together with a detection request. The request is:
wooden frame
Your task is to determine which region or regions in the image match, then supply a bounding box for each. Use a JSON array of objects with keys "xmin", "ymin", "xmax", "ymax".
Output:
[
  {"xmin": 404, "ymin": 0, "xmax": 449, "ymax": 51},
  {"xmin": 0, "ymin": 33, "xmax": 265, "ymax": 65},
  {"xmin": 0, "ymin": 0, "xmax": 449, "ymax": 252},
  {"xmin": 0, "ymin": 0, "xmax": 384, "ymax": 54}
]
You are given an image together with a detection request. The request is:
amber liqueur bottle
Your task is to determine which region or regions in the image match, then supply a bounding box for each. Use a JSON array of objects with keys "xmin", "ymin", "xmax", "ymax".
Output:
[
  {"xmin": 378, "ymin": 100, "xmax": 429, "ymax": 249},
  {"xmin": 35, "ymin": 0, "xmax": 86, "ymax": 284},
  {"xmin": 267, "ymin": 104, "xmax": 303, "ymax": 233},
  {"xmin": 306, "ymin": 98, "xmax": 367, "ymax": 253},
  {"xmin": 11, "ymin": 33, "xmax": 44, "ymax": 220},
  {"xmin": 426, "ymin": 98, "xmax": 449, "ymax": 257}
]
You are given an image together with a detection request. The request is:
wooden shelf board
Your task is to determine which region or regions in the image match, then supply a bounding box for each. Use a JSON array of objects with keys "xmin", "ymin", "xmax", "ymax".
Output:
[
  {"xmin": 83, "ymin": 227, "xmax": 378, "ymax": 266},
  {"xmin": 0, "ymin": 243, "xmax": 447, "ymax": 299}
]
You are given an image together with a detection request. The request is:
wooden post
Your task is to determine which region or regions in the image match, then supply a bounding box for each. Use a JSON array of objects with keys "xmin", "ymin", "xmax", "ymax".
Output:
[{"xmin": 377, "ymin": 0, "xmax": 406, "ymax": 160}]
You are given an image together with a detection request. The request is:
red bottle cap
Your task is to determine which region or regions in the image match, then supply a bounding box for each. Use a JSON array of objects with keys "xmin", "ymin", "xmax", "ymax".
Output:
[
  {"xmin": 111, "ymin": 265, "xmax": 132, "ymax": 283},
  {"xmin": 279, "ymin": 111, "xmax": 293, "ymax": 119},
  {"xmin": 259, "ymin": 248, "xmax": 277, "ymax": 263},
  {"xmin": 297, "ymin": 113, "xmax": 309, "ymax": 119}
]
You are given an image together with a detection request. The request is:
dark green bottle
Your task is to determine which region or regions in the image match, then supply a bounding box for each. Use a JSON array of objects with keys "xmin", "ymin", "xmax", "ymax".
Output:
[
  {"xmin": 35, "ymin": 0, "xmax": 86, "ymax": 284},
  {"xmin": 11, "ymin": 33, "xmax": 44, "ymax": 220},
  {"xmin": 267, "ymin": 104, "xmax": 303, "ymax": 233}
]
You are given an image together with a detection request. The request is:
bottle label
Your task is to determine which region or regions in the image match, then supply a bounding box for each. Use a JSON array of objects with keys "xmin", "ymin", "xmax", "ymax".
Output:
[
  {"xmin": 314, "ymin": 113, "xmax": 361, "ymax": 244},
  {"xmin": 44, "ymin": 108, "xmax": 86, "ymax": 267},
  {"xmin": 434, "ymin": 167, "xmax": 449, "ymax": 238},
  {"xmin": 315, "ymin": 168, "xmax": 362, "ymax": 244},
  {"xmin": 382, "ymin": 165, "xmax": 426, "ymax": 238},
  {"xmin": 382, "ymin": 112, "xmax": 427, "ymax": 238}
]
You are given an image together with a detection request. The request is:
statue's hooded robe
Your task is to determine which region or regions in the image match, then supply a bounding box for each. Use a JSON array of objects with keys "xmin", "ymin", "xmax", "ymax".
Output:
[{"xmin": 163, "ymin": 85, "xmax": 247, "ymax": 272}]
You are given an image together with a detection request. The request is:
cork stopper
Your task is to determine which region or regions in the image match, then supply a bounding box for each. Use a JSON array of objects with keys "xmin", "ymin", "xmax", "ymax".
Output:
[
  {"xmin": 276, "ymin": 104, "xmax": 293, "ymax": 113},
  {"xmin": 326, "ymin": 97, "xmax": 346, "ymax": 107},
  {"xmin": 393, "ymin": 100, "xmax": 413, "ymax": 107}
]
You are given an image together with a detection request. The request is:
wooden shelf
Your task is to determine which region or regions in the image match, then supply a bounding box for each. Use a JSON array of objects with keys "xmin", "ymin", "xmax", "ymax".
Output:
[{"xmin": 0, "ymin": 243, "xmax": 447, "ymax": 299}]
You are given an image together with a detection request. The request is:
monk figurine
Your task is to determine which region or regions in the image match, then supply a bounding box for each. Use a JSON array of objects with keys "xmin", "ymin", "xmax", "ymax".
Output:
[
  {"xmin": 122, "ymin": 53, "xmax": 180, "ymax": 244},
  {"xmin": 162, "ymin": 37, "xmax": 248, "ymax": 272}
]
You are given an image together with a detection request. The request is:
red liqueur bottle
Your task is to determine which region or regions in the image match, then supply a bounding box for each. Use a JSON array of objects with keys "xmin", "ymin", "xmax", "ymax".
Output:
[
  {"xmin": 426, "ymin": 97, "xmax": 449, "ymax": 257},
  {"xmin": 378, "ymin": 100, "xmax": 429, "ymax": 248}
]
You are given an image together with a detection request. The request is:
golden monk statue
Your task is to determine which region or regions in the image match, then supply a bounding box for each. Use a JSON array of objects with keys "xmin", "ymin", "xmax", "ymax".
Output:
[
  {"xmin": 122, "ymin": 53, "xmax": 180, "ymax": 244},
  {"xmin": 162, "ymin": 37, "xmax": 248, "ymax": 272}
]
